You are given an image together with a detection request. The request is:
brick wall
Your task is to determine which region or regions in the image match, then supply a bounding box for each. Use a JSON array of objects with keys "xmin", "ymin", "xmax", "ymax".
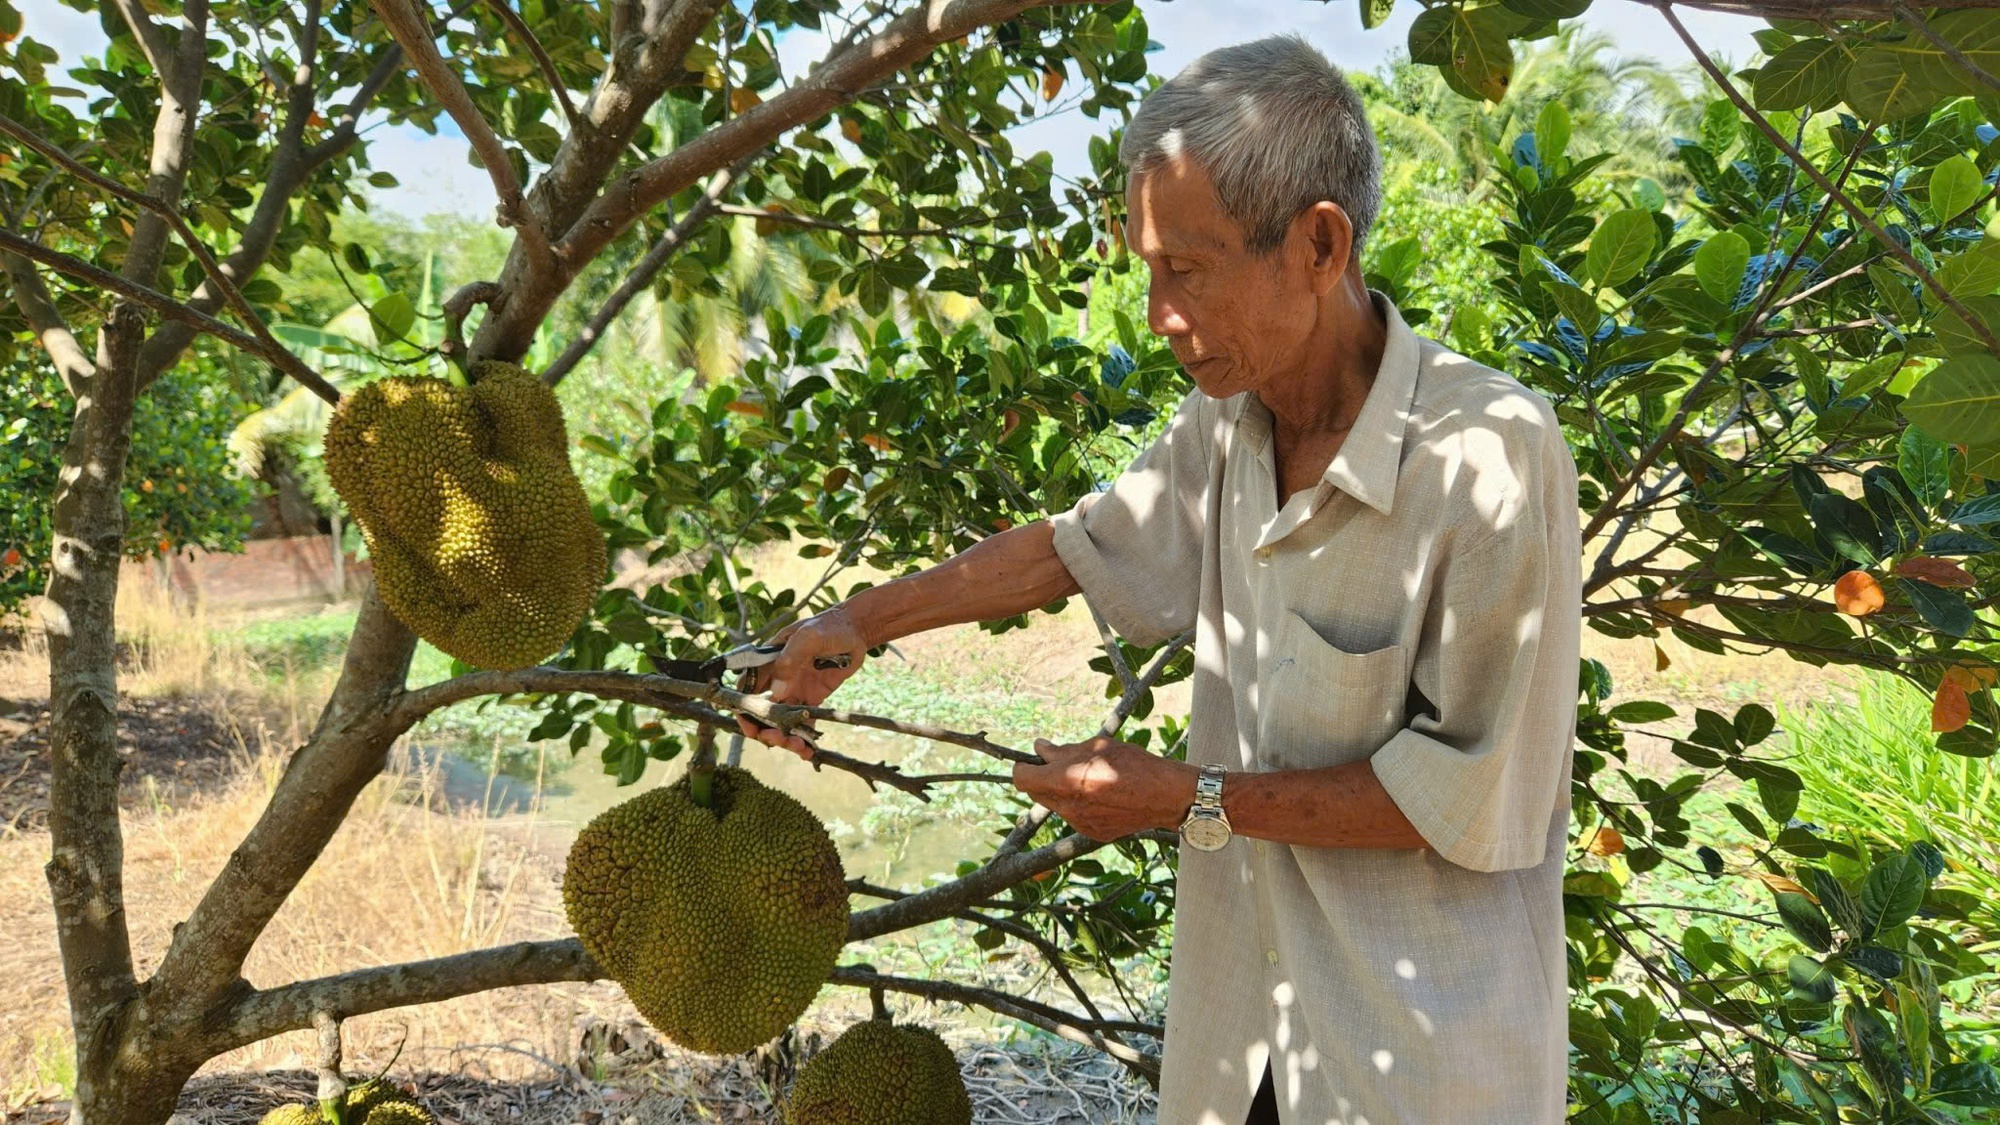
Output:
[{"xmin": 124, "ymin": 534, "xmax": 371, "ymax": 608}]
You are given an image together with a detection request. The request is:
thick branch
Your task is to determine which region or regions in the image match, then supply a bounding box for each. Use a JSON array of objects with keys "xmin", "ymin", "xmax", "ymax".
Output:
[
  {"xmin": 0, "ymin": 113, "xmax": 339, "ymax": 405},
  {"xmin": 109, "ymin": 0, "xmax": 171, "ymax": 76},
  {"xmin": 369, "ymin": 0, "xmax": 555, "ymax": 270},
  {"xmin": 219, "ymin": 939, "xmax": 602, "ymax": 1051},
  {"xmin": 0, "ymin": 250, "xmax": 94, "ymax": 392},
  {"xmin": 541, "ymin": 159, "xmax": 747, "ymax": 386},
  {"xmin": 120, "ymin": 0, "xmax": 209, "ymax": 292},
  {"xmin": 849, "ymin": 829, "xmax": 1118, "ymax": 940},
  {"xmin": 0, "ymin": 229, "xmax": 340, "ymax": 404}
]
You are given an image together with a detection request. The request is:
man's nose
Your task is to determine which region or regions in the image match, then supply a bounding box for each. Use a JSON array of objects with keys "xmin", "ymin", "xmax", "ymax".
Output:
[{"xmin": 1148, "ymin": 286, "xmax": 1191, "ymax": 338}]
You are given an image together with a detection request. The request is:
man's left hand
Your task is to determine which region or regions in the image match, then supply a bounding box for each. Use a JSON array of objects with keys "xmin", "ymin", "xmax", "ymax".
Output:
[{"xmin": 1013, "ymin": 736, "xmax": 1201, "ymax": 841}]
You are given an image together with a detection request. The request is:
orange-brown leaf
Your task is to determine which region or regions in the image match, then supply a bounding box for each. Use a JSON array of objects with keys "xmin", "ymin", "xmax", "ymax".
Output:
[
  {"xmin": 1655, "ymin": 642, "xmax": 1671, "ymax": 672},
  {"xmin": 1834, "ymin": 570, "xmax": 1886, "ymax": 616},
  {"xmin": 1041, "ymin": 67, "xmax": 1065, "ymax": 101},
  {"xmin": 840, "ymin": 117, "xmax": 864, "ymax": 144},
  {"xmin": 1945, "ymin": 665, "xmax": 1985, "ymax": 693},
  {"xmin": 1751, "ymin": 871, "xmax": 1812, "ymax": 900},
  {"xmin": 1585, "ymin": 826, "xmax": 1625, "ymax": 857},
  {"xmin": 1934, "ymin": 677, "xmax": 1972, "ymax": 733},
  {"xmin": 1895, "ymin": 556, "xmax": 1978, "ymax": 589},
  {"xmin": 730, "ymin": 87, "xmax": 762, "ymax": 114}
]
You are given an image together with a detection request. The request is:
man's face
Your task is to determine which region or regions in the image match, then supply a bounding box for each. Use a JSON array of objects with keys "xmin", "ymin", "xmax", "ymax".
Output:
[{"xmin": 1125, "ymin": 153, "xmax": 1322, "ymax": 399}]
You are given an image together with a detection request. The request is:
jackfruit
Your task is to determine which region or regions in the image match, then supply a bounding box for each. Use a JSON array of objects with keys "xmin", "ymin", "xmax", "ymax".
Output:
[
  {"xmin": 256, "ymin": 1080, "xmax": 432, "ymax": 1125},
  {"xmin": 323, "ymin": 360, "xmax": 606, "ymax": 670},
  {"xmin": 783, "ymin": 1019, "xmax": 972, "ymax": 1124},
  {"xmin": 563, "ymin": 766, "xmax": 849, "ymax": 1054}
]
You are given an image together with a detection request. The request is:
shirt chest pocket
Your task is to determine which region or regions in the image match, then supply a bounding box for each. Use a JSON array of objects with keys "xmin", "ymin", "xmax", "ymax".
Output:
[{"xmin": 1255, "ymin": 609, "xmax": 1414, "ymax": 770}]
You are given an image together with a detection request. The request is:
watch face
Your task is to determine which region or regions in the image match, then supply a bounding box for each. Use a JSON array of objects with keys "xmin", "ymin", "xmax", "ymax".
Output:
[{"xmin": 1182, "ymin": 816, "xmax": 1232, "ymax": 852}]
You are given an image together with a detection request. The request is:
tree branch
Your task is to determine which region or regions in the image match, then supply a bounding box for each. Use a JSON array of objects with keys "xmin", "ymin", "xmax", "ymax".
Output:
[
  {"xmin": 0, "ymin": 250, "xmax": 94, "ymax": 393},
  {"xmin": 481, "ymin": 0, "xmax": 581, "ymax": 130},
  {"xmin": 368, "ymin": 0, "xmax": 556, "ymax": 271},
  {"xmin": 109, "ymin": 0, "xmax": 171, "ymax": 76},
  {"xmin": 541, "ymin": 158, "xmax": 749, "ymax": 386},
  {"xmin": 0, "ymin": 228, "xmax": 341, "ymax": 404},
  {"xmin": 1894, "ymin": 1, "xmax": 2000, "ymax": 94},
  {"xmin": 119, "ymin": 0, "xmax": 210, "ymax": 292},
  {"xmin": 849, "ymin": 829, "xmax": 1121, "ymax": 941},
  {"xmin": 828, "ymin": 966, "xmax": 1161, "ymax": 1082},
  {"xmin": 0, "ymin": 112, "xmax": 339, "ymax": 405}
]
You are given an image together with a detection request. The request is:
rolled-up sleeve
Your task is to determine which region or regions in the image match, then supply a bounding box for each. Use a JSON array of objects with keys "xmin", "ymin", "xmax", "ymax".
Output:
[
  {"xmin": 1048, "ymin": 390, "xmax": 1212, "ymax": 648},
  {"xmin": 1369, "ymin": 432, "xmax": 1581, "ymax": 873}
]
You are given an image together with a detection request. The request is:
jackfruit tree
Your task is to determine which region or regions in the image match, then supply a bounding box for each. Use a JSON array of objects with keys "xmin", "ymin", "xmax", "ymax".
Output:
[{"xmin": 9, "ymin": 0, "xmax": 2000, "ymax": 1122}]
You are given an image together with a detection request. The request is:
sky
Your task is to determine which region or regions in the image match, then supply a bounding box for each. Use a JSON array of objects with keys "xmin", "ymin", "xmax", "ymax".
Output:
[{"xmin": 19, "ymin": 0, "xmax": 1764, "ymax": 222}]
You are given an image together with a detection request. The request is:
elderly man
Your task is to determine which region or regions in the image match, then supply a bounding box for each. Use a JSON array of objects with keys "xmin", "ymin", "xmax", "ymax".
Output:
[{"xmin": 741, "ymin": 34, "xmax": 1580, "ymax": 1125}]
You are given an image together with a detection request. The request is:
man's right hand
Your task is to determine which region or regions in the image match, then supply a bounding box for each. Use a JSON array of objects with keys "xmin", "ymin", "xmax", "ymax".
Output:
[{"xmin": 735, "ymin": 604, "xmax": 869, "ymax": 759}]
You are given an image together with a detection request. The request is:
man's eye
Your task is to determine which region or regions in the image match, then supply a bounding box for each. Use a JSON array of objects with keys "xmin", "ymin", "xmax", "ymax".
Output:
[{"xmin": 1167, "ymin": 260, "xmax": 1195, "ymax": 276}]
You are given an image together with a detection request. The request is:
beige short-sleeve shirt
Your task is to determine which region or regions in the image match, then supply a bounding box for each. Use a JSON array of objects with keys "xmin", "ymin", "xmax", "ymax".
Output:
[{"xmin": 1049, "ymin": 290, "xmax": 1580, "ymax": 1124}]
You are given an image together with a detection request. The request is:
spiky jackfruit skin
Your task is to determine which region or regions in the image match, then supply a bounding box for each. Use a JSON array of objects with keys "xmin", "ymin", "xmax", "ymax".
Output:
[
  {"xmin": 323, "ymin": 360, "xmax": 606, "ymax": 670},
  {"xmin": 256, "ymin": 1082, "xmax": 431, "ymax": 1125},
  {"xmin": 563, "ymin": 766, "xmax": 849, "ymax": 1054},
  {"xmin": 783, "ymin": 1020, "xmax": 972, "ymax": 1125}
]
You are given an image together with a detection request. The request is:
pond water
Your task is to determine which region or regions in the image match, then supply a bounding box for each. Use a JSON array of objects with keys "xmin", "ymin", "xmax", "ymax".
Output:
[{"xmin": 424, "ymin": 724, "xmax": 997, "ymax": 887}]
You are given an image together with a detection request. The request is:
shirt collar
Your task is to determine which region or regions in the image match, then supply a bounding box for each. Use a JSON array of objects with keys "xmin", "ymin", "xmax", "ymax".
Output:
[{"xmin": 1239, "ymin": 288, "xmax": 1421, "ymax": 516}]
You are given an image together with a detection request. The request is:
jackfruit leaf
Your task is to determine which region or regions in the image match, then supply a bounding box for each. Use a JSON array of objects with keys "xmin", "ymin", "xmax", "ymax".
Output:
[
  {"xmin": 1899, "ymin": 426, "xmax": 1952, "ymax": 508},
  {"xmin": 1542, "ymin": 278, "xmax": 1599, "ymax": 334},
  {"xmin": 1406, "ymin": 5, "xmax": 1455, "ymax": 66},
  {"xmin": 1753, "ymin": 38, "xmax": 1846, "ymax": 112},
  {"xmin": 1844, "ymin": 46, "xmax": 1937, "ymax": 123},
  {"xmin": 1896, "ymin": 575, "xmax": 1976, "ymax": 636},
  {"xmin": 1897, "ymin": 10, "xmax": 2000, "ymax": 96},
  {"xmin": 368, "ymin": 292, "xmax": 416, "ymax": 342},
  {"xmin": 1937, "ymin": 237, "xmax": 2000, "ymax": 298},
  {"xmin": 1902, "ymin": 356, "xmax": 2000, "ymax": 446},
  {"xmin": 1500, "ymin": 0, "xmax": 1589, "ymax": 20},
  {"xmin": 1607, "ymin": 700, "xmax": 1674, "ymax": 723},
  {"xmin": 1584, "ymin": 209, "xmax": 1656, "ymax": 288},
  {"xmin": 1693, "ymin": 231, "xmax": 1751, "ymax": 303},
  {"xmin": 1930, "ymin": 1061, "xmax": 2000, "ymax": 1107},
  {"xmin": 1844, "ymin": 944, "xmax": 1904, "ymax": 982},
  {"xmin": 1787, "ymin": 954, "xmax": 1837, "ymax": 1002},
  {"xmin": 1933, "ymin": 294, "xmax": 2000, "ymax": 357},
  {"xmin": 1934, "ymin": 678, "xmax": 1971, "ymax": 733},
  {"xmin": 1445, "ymin": 5, "xmax": 1520, "ymax": 103},
  {"xmin": 1775, "ymin": 892, "xmax": 1833, "ymax": 952},
  {"xmin": 1859, "ymin": 850, "xmax": 1929, "ymax": 939},
  {"xmin": 1534, "ymin": 100, "xmax": 1571, "ymax": 166},
  {"xmin": 1930, "ymin": 154, "xmax": 1985, "ymax": 225},
  {"xmin": 1360, "ymin": 0, "xmax": 1397, "ymax": 30},
  {"xmin": 1807, "ymin": 492, "xmax": 1881, "ymax": 565}
]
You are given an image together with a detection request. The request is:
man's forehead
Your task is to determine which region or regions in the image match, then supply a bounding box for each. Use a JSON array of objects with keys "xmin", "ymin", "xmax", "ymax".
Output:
[{"xmin": 1125, "ymin": 164, "xmax": 1234, "ymax": 254}]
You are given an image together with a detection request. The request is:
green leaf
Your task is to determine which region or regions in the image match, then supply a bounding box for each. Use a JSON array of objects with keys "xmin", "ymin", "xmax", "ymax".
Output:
[
  {"xmin": 367, "ymin": 171, "xmax": 399, "ymax": 189},
  {"xmin": 1754, "ymin": 38, "xmax": 1847, "ymax": 112},
  {"xmin": 1360, "ymin": 0, "xmax": 1398, "ymax": 30},
  {"xmin": 1802, "ymin": 868, "xmax": 1863, "ymax": 937},
  {"xmin": 368, "ymin": 292, "xmax": 416, "ymax": 341},
  {"xmin": 342, "ymin": 243, "xmax": 371, "ymax": 274},
  {"xmin": 1934, "ymin": 294, "xmax": 2000, "ymax": 357},
  {"xmin": 1542, "ymin": 277, "xmax": 1600, "ymax": 332},
  {"xmin": 1930, "ymin": 154, "xmax": 1985, "ymax": 225},
  {"xmin": 1535, "ymin": 100, "xmax": 1572, "ymax": 166},
  {"xmin": 1776, "ymin": 892, "xmax": 1834, "ymax": 952},
  {"xmin": 1584, "ymin": 209, "xmax": 1657, "ymax": 288},
  {"xmin": 1868, "ymin": 262, "xmax": 1921, "ymax": 327},
  {"xmin": 1859, "ymin": 850, "xmax": 1929, "ymax": 938},
  {"xmin": 1788, "ymin": 954, "xmax": 1837, "ymax": 1002},
  {"xmin": 1807, "ymin": 491, "xmax": 1882, "ymax": 564},
  {"xmin": 1902, "ymin": 355, "xmax": 2000, "ymax": 445},
  {"xmin": 1897, "ymin": 10, "xmax": 2000, "ymax": 101},
  {"xmin": 1845, "ymin": 45, "xmax": 1939, "ymax": 123},
  {"xmin": 1607, "ymin": 700, "xmax": 1675, "ymax": 723},
  {"xmin": 1693, "ymin": 230, "xmax": 1752, "ymax": 303},
  {"xmin": 1407, "ymin": 6, "xmax": 1455, "ymax": 66},
  {"xmin": 1446, "ymin": 7, "xmax": 1520, "ymax": 102},
  {"xmin": 1844, "ymin": 944, "xmax": 1905, "ymax": 981},
  {"xmin": 1930, "ymin": 1061, "xmax": 2000, "ymax": 1107},
  {"xmin": 1937, "ymin": 238, "xmax": 2000, "ymax": 298},
  {"xmin": 1896, "ymin": 575, "xmax": 1977, "ymax": 636},
  {"xmin": 1500, "ymin": 0, "xmax": 1589, "ymax": 20},
  {"xmin": 1734, "ymin": 703, "xmax": 1776, "ymax": 745}
]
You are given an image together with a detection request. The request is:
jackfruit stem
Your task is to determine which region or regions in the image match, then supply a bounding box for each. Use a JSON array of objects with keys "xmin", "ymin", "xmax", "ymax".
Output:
[
  {"xmin": 870, "ymin": 985, "xmax": 889, "ymax": 1022},
  {"xmin": 689, "ymin": 723, "xmax": 719, "ymax": 808}
]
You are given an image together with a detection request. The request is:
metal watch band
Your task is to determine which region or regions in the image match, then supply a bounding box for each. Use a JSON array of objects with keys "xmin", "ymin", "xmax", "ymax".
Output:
[{"xmin": 1179, "ymin": 764, "xmax": 1233, "ymax": 851}]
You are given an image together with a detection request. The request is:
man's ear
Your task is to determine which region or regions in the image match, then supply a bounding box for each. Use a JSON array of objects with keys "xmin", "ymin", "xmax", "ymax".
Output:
[{"xmin": 1296, "ymin": 201, "xmax": 1354, "ymax": 296}]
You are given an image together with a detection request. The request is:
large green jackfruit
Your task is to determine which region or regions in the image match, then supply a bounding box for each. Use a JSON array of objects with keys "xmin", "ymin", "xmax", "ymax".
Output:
[
  {"xmin": 563, "ymin": 766, "xmax": 849, "ymax": 1054},
  {"xmin": 783, "ymin": 1019, "xmax": 972, "ymax": 1125},
  {"xmin": 257, "ymin": 1080, "xmax": 432, "ymax": 1125},
  {"xmin": 323, "ymin": 360, "xmax": 606, "ymax": 670}
]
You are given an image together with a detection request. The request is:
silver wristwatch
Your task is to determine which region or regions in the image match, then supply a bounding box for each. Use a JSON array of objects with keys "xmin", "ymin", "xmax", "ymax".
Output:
[{"xmin": 1178, "ymin": 764, "xmax": 1233, "ymax": 851}]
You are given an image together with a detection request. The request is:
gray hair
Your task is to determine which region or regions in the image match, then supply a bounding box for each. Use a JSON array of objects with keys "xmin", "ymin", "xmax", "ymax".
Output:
[{"xmin": 1120, "ymin": 35, "xmax": 1382, "ymax": 257}]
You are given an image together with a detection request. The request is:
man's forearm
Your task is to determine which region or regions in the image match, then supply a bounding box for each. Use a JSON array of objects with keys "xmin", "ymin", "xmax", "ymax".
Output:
[
  {"xmin": 1211, "ymin": 762, "xmax": 1429, "ymax": 851},
  {"xmin": 845, "ymin": 518, "xmax": 1082, "ymax": 647}
]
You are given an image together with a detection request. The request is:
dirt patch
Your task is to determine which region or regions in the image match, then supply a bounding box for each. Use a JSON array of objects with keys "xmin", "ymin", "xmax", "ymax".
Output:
[{"xmin": 0, "ymin": 693, "xmax": 248, "ymax": 834}]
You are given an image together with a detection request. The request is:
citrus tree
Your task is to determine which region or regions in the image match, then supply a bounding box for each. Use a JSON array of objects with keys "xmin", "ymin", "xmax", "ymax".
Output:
[{"xmin": 9, "ymin": 0, "xmax": 2000, "ymax": 1123}]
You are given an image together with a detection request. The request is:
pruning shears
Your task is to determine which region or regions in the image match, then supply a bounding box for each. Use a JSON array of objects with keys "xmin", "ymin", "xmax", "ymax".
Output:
[{"xmin": 658, "ymin": 642, "xmax": 852, "ymax": 686}]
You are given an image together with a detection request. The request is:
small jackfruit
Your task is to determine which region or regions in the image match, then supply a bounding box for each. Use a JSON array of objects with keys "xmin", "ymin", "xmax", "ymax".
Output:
[
  {"xmin": 563, "ymin": 766, "xmax": 849, "ymax": 1054},
  {"xmin": 323, "ymin": 360, "xmax": 606, "ymax": 670},
  {"xmin": 783, "ymin": 1019, "xmax": 972, "ymax": 1124},
  {"xmin": 256, "ymin": 1080, "xmax": 432, "ymax": 1125}
]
